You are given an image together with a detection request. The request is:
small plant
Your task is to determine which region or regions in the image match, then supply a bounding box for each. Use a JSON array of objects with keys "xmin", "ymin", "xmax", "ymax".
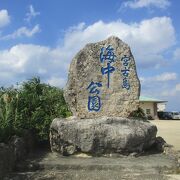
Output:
[
  {"xmin": 128, "ymin": 107, "xmax": 147, "ymax": 120},
  {"xmin": 147, "ymin": 115, "xmax": 154, "ymax": 120}
]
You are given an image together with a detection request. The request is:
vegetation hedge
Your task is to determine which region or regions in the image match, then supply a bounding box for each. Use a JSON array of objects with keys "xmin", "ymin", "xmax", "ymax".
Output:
[{"xmin": 0, "ymin": 77, "xmax": 71, "ymax": 143}]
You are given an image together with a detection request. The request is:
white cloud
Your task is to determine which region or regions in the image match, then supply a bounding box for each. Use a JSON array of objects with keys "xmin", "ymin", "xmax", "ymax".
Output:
[
  {"xmin": 173, "ymin": 48, "xmax": 180, "ymax": 60},
  {"xmin": 25, "ymin": 5, "xmax": 40, "ymax": 23},
  {"xmin": 154, "ymin": 72, "xmax": 177, "ymax": 81},
  {"xmin": 0, "ymin": 9, "xmax": 10, "ymax": 28},
  {"xmin": 139, "ymin": 71, "xmax": 180, "ymax": 110},
  {"xmin": 175, "ymin": 84, "xmax": 180, "ymax": 91},
  {"xmin": 140, "ymin": 76, "xmax": 180, "ymax": 110},
  {"xmin": 47, "ymin": 77, "xmax": 66, "ymax": 87},
  {"xmin": 158, "ymin": 83, "xmax": 180, "ymax": 111},
  {"xmin": 123, "ymin": 0, "xmax": 170, "ymax": 9},
  {"xmin": 0, "ymin": 44, "xmax": 67, "ymax": 87},
  {"xmin": 1, "ymin": 24, "xmax": 40, "ymax": 40},
  {"xmin": 139, "ymin": 77, "xmax": 145, "ymax": 82},
  {"xmin": 140, "ymin": 72, "xmax": 178, "ymax": 101},
  {"xmin": 0, "ymin": 16, "xmax": 176, "ymax": 87},
  {"xmin": 161, "ymin": 83, "xmax": 180, "ymax": 97},
  {"xmin": 140, "ymin": 72, "xmax": 177, "ymax": 84},
  {"xmin": 61, "ymin": 16, "xmax": 175, "ymax": 68}
]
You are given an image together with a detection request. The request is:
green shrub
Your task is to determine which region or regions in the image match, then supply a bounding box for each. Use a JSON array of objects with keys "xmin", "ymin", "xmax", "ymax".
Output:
[
  {"xmin": 147, "ymin": 115, "xmax": 154, "ymax": 120},
  {"xmin": 128, "ymin": 107, "xmax": 147, "ymax": 120},
  {"xmin": 0, "ymin": 77, "xmax": 72, "ymax": 143},
  {"xmin": 0, "ymin": 88, "xmax": 18, "ymax": 142}
]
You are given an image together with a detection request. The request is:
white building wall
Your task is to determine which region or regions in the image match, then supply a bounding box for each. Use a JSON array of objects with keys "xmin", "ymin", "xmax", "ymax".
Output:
[
  {"xmin": 139, "ymin": 102, "xmax": 155, "ymax": 118},
  {"xmin": 157, "ymin": 103, "xmax": 166, "ymax": 112}
]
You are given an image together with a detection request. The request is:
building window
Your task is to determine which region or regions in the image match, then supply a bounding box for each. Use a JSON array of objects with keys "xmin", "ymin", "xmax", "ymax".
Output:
[{"xmin": 146, "ymin": 109, "xmax": 151, "ymax": 115}]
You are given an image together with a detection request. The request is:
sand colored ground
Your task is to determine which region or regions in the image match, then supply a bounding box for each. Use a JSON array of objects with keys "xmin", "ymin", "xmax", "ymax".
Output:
[{"xmin": 151, "ymin": 120, "xmax": 180, "ymax": 150}]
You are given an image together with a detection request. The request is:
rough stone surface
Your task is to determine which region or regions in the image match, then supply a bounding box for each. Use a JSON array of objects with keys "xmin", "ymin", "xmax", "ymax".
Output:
[
  {"xmin": 50, "ymin": 117, "xmax": 157, "ymax": 156},
  {"xmin": 9, "ymin": 135, "xmax": 27, "ymax": 162},
  {"xmin": 64, "ymin": 36, "xmax": 140, "ymax": 119},
  {"xmin": 0, "ymin": 143, "xmax": 15, "ymax": 178},
  {"xmin": 0, "ymin": 136, "xmax": 32, "ymax": 178}
]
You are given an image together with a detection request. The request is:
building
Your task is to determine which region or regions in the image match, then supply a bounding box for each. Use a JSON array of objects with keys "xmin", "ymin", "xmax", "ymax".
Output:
[{"xmin": 139, "ymin": 96, "xmax": 167, "ymax": 119}]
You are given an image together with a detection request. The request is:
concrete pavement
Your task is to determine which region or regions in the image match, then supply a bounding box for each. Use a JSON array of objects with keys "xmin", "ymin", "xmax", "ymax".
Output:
[{"xmin": 151, "ymin": 120, "xmax": 180, "ymax": 150}]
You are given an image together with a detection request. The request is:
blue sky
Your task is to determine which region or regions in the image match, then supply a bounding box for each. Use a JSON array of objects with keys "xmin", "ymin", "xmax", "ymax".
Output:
[{"xmin": 0, "ymin": 0, "xmax": 180, "ymax": 111}]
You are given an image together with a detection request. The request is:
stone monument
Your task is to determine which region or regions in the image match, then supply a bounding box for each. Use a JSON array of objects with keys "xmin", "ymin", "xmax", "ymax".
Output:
[
  {"xmin": 64, "ymin": 36, "xmax": 140, "ymax": 118},
  {"xmin": 50, "ymin": 36, "xmax": 157, "ymax": 156}
]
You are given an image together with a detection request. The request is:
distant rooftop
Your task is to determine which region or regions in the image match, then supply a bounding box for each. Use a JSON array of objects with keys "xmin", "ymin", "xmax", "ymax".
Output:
[{"xmin": 139, "ymin": 96, "xmax": 167, "ymax": 103}]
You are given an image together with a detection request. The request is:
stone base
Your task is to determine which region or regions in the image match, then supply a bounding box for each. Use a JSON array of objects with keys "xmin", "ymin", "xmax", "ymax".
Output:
[{"xmin": 50, "ymin": 117, "xmax": 157, "ymax": 156}]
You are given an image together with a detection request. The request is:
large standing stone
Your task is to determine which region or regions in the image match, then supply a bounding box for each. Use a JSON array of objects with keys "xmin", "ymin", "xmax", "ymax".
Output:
[
  {"xmin": 50, "ymin": 37, "xmax": 158, "ymax": 156},
  {"xmin": 64, "ymin": 36, "xmax": 140, "ymax": 119}
]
